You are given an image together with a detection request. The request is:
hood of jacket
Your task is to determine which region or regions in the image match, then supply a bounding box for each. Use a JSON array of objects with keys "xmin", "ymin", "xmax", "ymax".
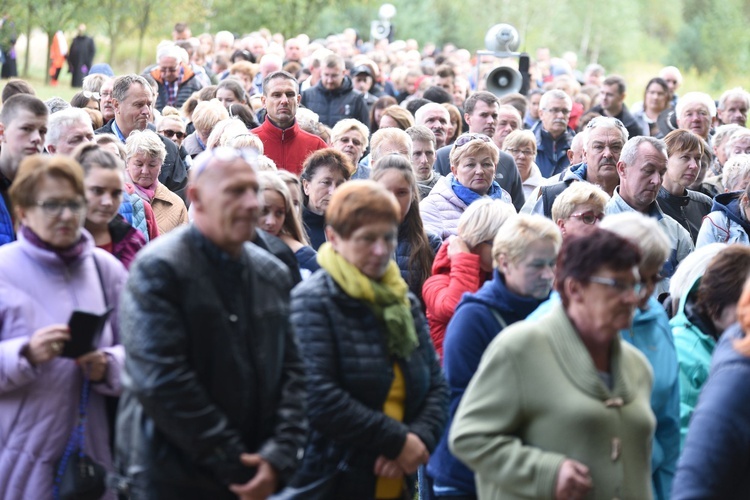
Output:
[
  {"xmin": 711, "ymin": 191, "xmax": 750, "ymax": 234},
  {"xmin": 457, "ymin": 269, "xmax": 546, "ymax": 322}
]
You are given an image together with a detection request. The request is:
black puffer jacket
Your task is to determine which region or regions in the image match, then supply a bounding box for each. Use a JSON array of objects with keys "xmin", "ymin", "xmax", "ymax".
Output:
[
  {"xmin": 301, "ymin": 76, "xmax": 370, "ymax": 128},
  {"xmin": 289, "ymin": 270, "xmax": 448, "ymax": 499},
  {"xmin": 117, "ymin": 226, "xmax": 307, "ymax": 498}
]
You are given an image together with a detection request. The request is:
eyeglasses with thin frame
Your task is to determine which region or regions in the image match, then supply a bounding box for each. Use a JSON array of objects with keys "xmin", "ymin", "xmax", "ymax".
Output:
[
  {"xmin": 454, "ymin": 133, "xmax": 492, "ymax": 148},
  {"xmin": 569, "ymin": 211, "xmax": 605, "ymax": 225},
  {"xmin": 34, "ymin": 199, "xmax": 86, "ymax": 217},
  {"xmin": 160, "ymin": 129, "xmax": 186, "ymax": 139},
  {"xmin": 589, "ymin": 275, "xmax": 643, "ymax": 297}
]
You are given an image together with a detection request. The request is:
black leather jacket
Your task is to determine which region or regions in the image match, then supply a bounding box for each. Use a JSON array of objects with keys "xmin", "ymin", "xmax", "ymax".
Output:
[
  {"xmin": 289, "ymin": 270, "xmax": 448, "ymax": 498},
  {"xmin": 116, "ymin": 226, "xmax": 307, "ymax": 498}
]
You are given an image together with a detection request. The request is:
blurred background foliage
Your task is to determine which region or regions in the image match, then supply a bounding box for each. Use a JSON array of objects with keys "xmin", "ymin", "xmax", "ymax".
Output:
[{"xmin": 4, "ymin": 0, "xmax": 748, "ymax": 99}]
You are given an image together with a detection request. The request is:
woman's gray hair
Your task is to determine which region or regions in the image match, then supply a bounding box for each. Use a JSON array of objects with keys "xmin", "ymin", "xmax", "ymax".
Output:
[
  {"xmin": 456, "ymin": 198, "xmax": 516, "ymax": 249},
  {"xmin": 600, "ymin": 212, "xmax": 670, "ymax": 272},
  {"xmin": 125, "ymin": 129, "xmax": 167, "ymax": 162},
  {"xmin": 722, "ymin": 154, "xmax": 750, "ymax": 191}
]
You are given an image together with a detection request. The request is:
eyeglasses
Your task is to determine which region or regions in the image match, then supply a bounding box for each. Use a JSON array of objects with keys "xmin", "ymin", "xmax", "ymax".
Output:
[
  {"xmin": 160, "ymin": 129, "xmax": 186, "ymax": 139},
  {"xmin": 543, "ymin": 107, "xmax": 571, "ymax": 115},
  {"xmin": 589, "ymin": 276, "xmax": 643, "ymax": 297},
  {"xmin": 192, "ymin": 147, "xmax": 260, "ymax": 180},
  {"xmin": 454, "ymin": 133, "xmax": 492, "ymax": 148},
  {"xmin": 34, "ymin": 199, "xmax": 85, "ymax": 217},
  {"xmin": 100, "ymin": 91, "xmax": 113, "ymax": 98},
  {"xmin": 82, "ymin": 91, "xmax": 100, "ymax": 100},
  {"xmin": 506, "ymin": 148, "xmax": 535, "ymax": 157},
  {"xmin": 569, "ymin": 211, "xmax": 605, "ymax": 225}
]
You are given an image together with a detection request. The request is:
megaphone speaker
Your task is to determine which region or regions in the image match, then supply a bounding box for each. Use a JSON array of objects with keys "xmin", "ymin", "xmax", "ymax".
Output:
[{"xmin": 485, "ymin": 66, "xmax": 523, "ymax": 97}]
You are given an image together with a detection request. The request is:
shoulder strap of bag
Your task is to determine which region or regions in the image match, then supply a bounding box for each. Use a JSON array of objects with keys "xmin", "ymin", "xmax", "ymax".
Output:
[{"xmin": 489, "ymin": 306, "xmax": 508, "ymax": 331}]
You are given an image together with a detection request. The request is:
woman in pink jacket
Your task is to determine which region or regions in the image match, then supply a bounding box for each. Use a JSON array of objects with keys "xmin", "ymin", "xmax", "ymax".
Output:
[{"xmin": 0, "ymin": 155, "xmax": 126, "ymax": 499}]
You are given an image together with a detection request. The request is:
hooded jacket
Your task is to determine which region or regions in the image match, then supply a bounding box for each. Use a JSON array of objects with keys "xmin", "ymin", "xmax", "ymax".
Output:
[
  {"xmin": 669, "ymin": 274, "xmax": 719, "ymax": 448},
  {"xmin": 673, "ymin": 323, "xmax": 750, "ymax": 498},
  {"xmin": 696, "ymin": 191, "xmax": 750, "ymax": 248},
  {"xmin": 427, "ymin": 270, "xmax": 546, "ymax": 495},
  {"xmin": 530, "ymin": 120, "xmax": 575, "ymax": 178},
  {"xmin": 300, "ymin": 76, "xmax": 370, "ymax": 128}
]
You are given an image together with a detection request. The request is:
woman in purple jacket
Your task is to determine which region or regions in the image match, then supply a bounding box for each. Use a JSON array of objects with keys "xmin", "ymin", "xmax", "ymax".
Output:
[
  {"xmin": 75, "ymin": 143, "xmax": 146, "ymax": 269},
  {"xmin": 0, "ymin": 154, "xmax": 127, "ymax": 498}
]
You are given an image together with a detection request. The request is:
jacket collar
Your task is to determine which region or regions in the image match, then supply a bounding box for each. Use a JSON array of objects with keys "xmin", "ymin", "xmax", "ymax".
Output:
[
  {"xmin": 261, "ymin": 118, "xmax": 299, "ymax": 139},
  {"xmin": 544, "ymin": 302, "xmax": 637, "ymax": 403}
]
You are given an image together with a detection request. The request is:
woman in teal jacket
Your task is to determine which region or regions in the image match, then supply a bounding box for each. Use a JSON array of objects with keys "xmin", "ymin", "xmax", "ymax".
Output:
[{"xmin": 671, "ymin": 244, "xmax": 750, "ymax": 447}]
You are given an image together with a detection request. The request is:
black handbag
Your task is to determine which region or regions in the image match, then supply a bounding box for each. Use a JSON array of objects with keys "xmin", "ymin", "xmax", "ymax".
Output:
[
  {"xmin": 53, "ymin": 373, "xmax": 107, "ymax": 500},
  {"xmin": 270, "ymin": 453, "xmax": 350, "ymax": 500}
]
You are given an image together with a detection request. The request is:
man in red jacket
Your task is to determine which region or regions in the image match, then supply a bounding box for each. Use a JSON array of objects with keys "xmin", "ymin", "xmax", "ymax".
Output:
[{"xmin": 255, "ymin": 71, "xmax": 327, "ymax": 175}]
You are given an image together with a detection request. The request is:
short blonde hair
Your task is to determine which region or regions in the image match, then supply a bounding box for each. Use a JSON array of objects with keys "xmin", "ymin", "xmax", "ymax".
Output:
[
  {"xmin": 256, "ymin": 154, "xmax": 277, "ymax": 171},
  {"xmin": 229, "ymin": 61, "xmax": 258, "ymax": 80},
  {"xmin": 449, "ymin": 136, "xmax": 499, "ymax": 168},
  {"xmin": 331, "ymin": 118, "xmax": 370, "ymax": 149},
  {"xmin": 600, "ymin": 212, "xmax": 670, "ymax": 272},
  {"xmin": 492, "ymin": 214, "xmax": 562, "ymax": 267},
  {"xmin": 192, "ymin": 100, "xmax": 229, "ymax": 136},
  {"xmin": 95, "ymin": 133, "xmax": 127, "ymax": 160},
  {"xmin": 457, "ymin": 198, "xmax": 516, "ymax": 249},
  {"xmin": 722, "ymin": 154, "xmax": 750, "ymax": 192},
  {"xmin": 125, "ymin": 130, "xmax": 166, "ymax": 162},
  {"xmin": 370, "ymin": 128, "xmax": 413, "ymax": 165},
  {"xmin": 206, "ymin": 118, "xmax": 251, "ymax": 150},
  {"xmin": 551, "ymin": 182, "xmax": 610, "ymax": 222},
  {"xmin": 380, "ymin": 106, "xmax": 415, "ymax": 130},
  {"xmin": 502, "ymin": 129, "xmax": 537, "ymax": 156}
]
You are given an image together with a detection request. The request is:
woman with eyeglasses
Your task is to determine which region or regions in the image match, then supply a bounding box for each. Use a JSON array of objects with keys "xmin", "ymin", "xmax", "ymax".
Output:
[
  {"xmin": 331, "ymin": 119, "xmax": 371, "ymax": 180},
  {"xmin": 450, "ymin": 226, "xmax": 655, "ymax": 500},
  {"xmin": 74, "ymin": 143, "xmax": 146, "ymax": 270},
  {"xmin": 125, "ymin": 130, "xmax": 188, "ymax": 234},
  {"xmin": 288, "ymin": 180, "xmax": 447, "ymax": 500},
  {"xmin": 424, "ymin": 215, "xmax": 561, "ymax": 500},
  {"xmin": 550, "ymin": 181, "xmax": 609, "ymax": 237},
  {"xmin": 670, "ymin": 245, "xmax": 750, "ymax": 447},
  {"xmin": 502, "ymin": 129, "xmax": 543, "ymax": 199},
  {"xmin": 420, "ymin": 133, "xmax": 513, "ymax": 241},
  {"xmin": 0, "ymin": 154, "xmax": 126, "ymax": 498}
]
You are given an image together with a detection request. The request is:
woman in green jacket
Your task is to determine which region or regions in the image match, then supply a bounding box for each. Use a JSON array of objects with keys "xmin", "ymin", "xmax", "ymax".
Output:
[{"xmin": 450, "ymin": 227, "xmax": 655, "ymax": 500}]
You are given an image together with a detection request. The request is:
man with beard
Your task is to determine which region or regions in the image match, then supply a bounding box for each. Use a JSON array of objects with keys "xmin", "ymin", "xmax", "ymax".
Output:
[
  {"xmin": 432, "ymin": 92, "xmax": 525, "ymax": 211},
  {"xmin": 531, "ymin": 89, "xmax": 576, "ymax": 178},
  {"xmin": 95, "ymin": 74, "xmax": 188, "ymax": 197},
  {"xmin": 300, "ymin": 53, "xmax": 369, "ymax": 128},
  {"xmin": 524, "ymin": 117, "xmax": 628, "ymax": 218},
  {"xmin": 606, "ymin": 136, "xmax": 693, "ymax": 295}
]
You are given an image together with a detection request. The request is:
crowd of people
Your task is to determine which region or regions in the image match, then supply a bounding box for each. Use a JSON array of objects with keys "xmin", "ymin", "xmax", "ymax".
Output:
[{"xmin": 0, "ymin": 20, "xmax": 750, "ymax": 500}]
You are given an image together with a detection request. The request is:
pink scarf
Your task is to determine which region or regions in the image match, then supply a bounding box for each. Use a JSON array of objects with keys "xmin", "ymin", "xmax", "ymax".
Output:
[{"xmin": 126, "ymin": 171, "xmax": 159, "ymax": 202}]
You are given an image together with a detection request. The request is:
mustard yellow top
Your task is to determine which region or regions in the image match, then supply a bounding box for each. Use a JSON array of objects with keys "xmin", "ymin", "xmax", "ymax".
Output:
[{"xmin": 375, "ymin": 363, "xmax": 406, "ymax": 499}]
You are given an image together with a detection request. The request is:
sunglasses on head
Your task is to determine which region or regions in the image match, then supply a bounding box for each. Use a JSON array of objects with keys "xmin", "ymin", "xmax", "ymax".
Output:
[
  {"xmin": 160, "ymin": 129, "xmax": 186, "ymax": 139},
  {"xmin": 454, "ymin": 133, "xmax": 492, "ymax": 148}
]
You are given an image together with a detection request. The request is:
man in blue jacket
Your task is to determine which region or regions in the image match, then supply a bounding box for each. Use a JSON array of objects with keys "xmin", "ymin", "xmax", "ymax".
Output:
[{"xmin": 531, "ymin": 89, "xmax": 575, "ymax": 178}]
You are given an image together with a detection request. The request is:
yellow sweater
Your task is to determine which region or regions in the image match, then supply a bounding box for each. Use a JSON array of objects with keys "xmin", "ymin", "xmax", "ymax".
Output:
[{"xmin": 375, "ymin": 363, "xmax": 406, "ymax": 499}]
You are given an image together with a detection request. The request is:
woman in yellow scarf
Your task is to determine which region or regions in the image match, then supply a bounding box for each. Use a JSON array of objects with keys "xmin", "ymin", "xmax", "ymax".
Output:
[{"xmin": 287, "ymin": 180, "xmax": 448, "ymax": 500}]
